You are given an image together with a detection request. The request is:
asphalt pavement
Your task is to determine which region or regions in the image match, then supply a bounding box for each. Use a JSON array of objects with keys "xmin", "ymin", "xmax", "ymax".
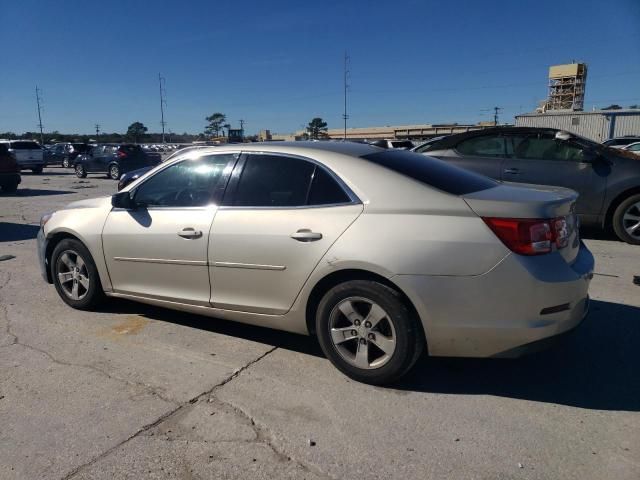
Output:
[{"xmin": 0, "ymin": 168, "xmax": 638, "ymax": 479}]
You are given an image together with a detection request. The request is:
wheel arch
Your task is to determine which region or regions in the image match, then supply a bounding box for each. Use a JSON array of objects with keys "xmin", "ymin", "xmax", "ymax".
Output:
[
  {"xmin": 44, "ymin": 231, "xmax": 84, "ymax": 283},
  {"xmin": 304, "ymin": 269, "xmax": 426, "ymax": 343},
  {"xmin": 603, "ymin": 186, "xmax": 640, "ymax": 229}
]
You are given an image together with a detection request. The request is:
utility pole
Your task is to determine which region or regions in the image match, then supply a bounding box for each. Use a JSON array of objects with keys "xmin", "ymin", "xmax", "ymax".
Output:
[
  {"xmin": 158, "ymin": 73, "xmax": 167, "ymax": 144},
  {"xmin": 493, "ymin": 106, "xmax": 503, "ymax": 126},
  {"xmin": 35, "ymin": 86, "xmax": 44, "ymax": 144},
  {"xmin": 95, "ymin": 123, "xmax": 100, "ymax": 142},
  {"xmin": 343, "ymin": 51, "xmax": 350, "ymax": 141}
]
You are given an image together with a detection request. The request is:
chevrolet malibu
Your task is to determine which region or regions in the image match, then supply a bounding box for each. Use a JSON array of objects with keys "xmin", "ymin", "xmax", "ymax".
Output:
[{"xmin": 38, "ymin": 142, "xmax": 594, "ymax": 385}]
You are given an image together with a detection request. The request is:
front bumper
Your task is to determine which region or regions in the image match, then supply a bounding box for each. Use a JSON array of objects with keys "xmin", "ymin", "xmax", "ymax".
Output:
[
  {"xmin": 37, "ymin": 228, "xmax": 50, "ymax": 283},
  {"xmin": 393, "ymin": 241, "xmax": 594, "ymax": 358}
]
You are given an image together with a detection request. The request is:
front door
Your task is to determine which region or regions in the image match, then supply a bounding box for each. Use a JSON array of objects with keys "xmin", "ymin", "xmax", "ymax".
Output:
[
  {"xmin": 502, "ymin": 133, "xmax": 608, "ymax": 216},
  {"xmin": 102, "ymin": 153, "xmax": 237, "ymax": 305},
  {"xmin": 209, "ymin": 153, "xmax": 363, "ymax": 314}
]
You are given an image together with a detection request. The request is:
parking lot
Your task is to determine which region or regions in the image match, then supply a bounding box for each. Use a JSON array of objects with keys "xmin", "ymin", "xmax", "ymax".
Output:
[{"xmin": 0, "ymin": 168, "xmax": 638, "ymax": 479}]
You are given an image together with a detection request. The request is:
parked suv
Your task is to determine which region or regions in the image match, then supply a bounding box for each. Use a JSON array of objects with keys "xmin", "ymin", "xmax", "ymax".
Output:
[
  {"xmin": 0, "ymin": 143, "xmax": 21, "ymax": 193},
  {"xmin": 45, "ymin": 143, "xmax": 91, "ymax": 168},
  {"xmin": 416, "ymin": 127, "xmax": 640, "ymax": 244},
  {"xmin": 74, "ymin": 144, "xmax": 161, "ymax": 179},
  {"xmin": 0, "ymin": 140, "xmax": 45, "ymax": 173}
]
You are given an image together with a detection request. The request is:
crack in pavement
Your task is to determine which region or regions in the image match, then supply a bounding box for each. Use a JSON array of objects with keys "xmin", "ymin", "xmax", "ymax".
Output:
[{"xmin": 62, "ymin": 346, "xmax": 280, "ymax": 480}]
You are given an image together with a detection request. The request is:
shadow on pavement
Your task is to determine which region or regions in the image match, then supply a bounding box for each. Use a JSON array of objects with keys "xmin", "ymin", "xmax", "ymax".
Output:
[
  {"xmin": 580, "ymin": 226, "xmax": 619, "ymax": 242},
  {"xmin": 7, "ymin": 189, "xmax": 77, "ymax": 197},
  {"xmin": 101, "ymin": 297, "xmax": 639, "ymax": 411},
  {"xmin": 398, "ymin": 300, "xmax": 640, "ymax": 412},
  {"xmin": 0, "ymin": 222, "xmax": 41, "ymax": 242}
]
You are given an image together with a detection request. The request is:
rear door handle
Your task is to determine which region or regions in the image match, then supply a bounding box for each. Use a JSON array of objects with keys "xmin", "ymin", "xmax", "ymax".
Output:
[
  {"xmin": 178, "ymin": 228, "xmax": 202, "ymax": 239},
  {"xmin": 290, "ymin": 229, "xmax": 323, "ymax": 242},
  {"xmin": 503, "ymin": 168, "xmax": 520, "ymax": 174}
]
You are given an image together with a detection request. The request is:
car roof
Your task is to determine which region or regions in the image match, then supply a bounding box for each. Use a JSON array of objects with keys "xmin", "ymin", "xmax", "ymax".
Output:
[
  {"xmin": 423, "ymin": 127, "xmax": 566, "ymax": 149},
  {"xmin": 189, "ymin": 141, "xmax": 382, "ymax": 158}
]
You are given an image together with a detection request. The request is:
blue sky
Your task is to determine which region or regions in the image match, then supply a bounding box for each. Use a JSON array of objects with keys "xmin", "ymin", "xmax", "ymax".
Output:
[{"xmin": 1, "ymin": 0, "xmax": 639, "ymax": 135}]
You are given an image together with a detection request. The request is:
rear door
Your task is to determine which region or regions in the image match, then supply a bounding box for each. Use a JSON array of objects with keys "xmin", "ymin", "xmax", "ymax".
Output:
[
  {"xmin": 502, "ymin": 132, "xmax": 607, "ymax": 216},
  {"xmin": 209, "ymin": 153, "xmax": 362, "ymax": 314},
  {"xmin": 429, "ymin": 133, "xmax": 506, "ymax": 179}
]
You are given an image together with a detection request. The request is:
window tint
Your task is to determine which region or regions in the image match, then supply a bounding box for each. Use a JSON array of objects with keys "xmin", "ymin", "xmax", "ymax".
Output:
[
  {"xmin": 456, "ymin": 135, "xmax": 505, "ymax": 157},
  {"xmin": 627, "ymin": 143, "xmax": 640, "ymax": 152},
  {"xmin": 10, "ymin": 141, "xmax": 41, "ymax": 150},
  {"xmin": 308, "ymin": 167, "xmax": 351, "ymax": 205},
  {"xmin": 232, "ymin": 154, "xmax": 315, "ymax": 207},
  {"xmin": 362, "ymin": 150, "xmax": 497, "ymax": 195},
  {"xmin": 514, "ymin": 134, "xmax": 585, "ymax": 161},
  {"xmin": 390, "ymin": 141, "xmax": 414, "ymax": 149},
  {"xmin": 134, "ymin": 154, "xmax": 234, "ymax": 207}
]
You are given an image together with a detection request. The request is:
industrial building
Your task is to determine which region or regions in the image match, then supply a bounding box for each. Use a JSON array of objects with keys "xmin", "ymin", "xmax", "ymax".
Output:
[{"xmin": 515, "ymin": 109, "xmax": 640, "ymax": 143}]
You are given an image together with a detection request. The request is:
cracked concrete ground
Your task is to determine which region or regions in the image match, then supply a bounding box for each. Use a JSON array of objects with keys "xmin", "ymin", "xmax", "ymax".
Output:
[{"xmin": 0, "ymin": 168, "xmax": 639, "ymax": 479}]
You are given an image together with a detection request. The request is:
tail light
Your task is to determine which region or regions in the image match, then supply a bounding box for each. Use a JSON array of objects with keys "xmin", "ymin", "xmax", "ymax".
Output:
[
  {"xmin": 483, "ymin": 217, "xmax": 570, "ymax": 256},
  {"xmin": 117, "ymin": 150, "xmax": 127, "ymax": 159}
]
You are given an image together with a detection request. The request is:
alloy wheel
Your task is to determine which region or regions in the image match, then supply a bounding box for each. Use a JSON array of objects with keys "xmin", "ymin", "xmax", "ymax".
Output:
[
  {"xmin": 109, "ymin": 165, "xmax": 119, "ymax": 180},
  {"xmin": 328, "ymin": 296, "xmax": 397, "ymax": 369},
  {"xmin": 56, "ymin": 250, "xmax": 90, "ymax": 300},
  {"xmin": 622, "ymin": 201, "xmax": 640, "ymax": 240}
]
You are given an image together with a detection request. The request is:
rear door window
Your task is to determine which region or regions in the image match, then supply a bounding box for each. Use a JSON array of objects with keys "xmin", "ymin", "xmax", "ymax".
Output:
[
  {"xmin": 362, "ymin": 150, "xmax": 497, "ymax": 195},
  {"xmin": 455, "ymin": 135, "xmax": 505, "ymax": 157},
  {"xmin": 513, "ymin": 134, "xmax": 585, "ymax": 161}
]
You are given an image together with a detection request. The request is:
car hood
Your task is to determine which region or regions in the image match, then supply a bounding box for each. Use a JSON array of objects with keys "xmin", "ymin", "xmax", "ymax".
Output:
[{"xmin": 62, "ymin": 196, "xmax": 112, "ymax": 211}]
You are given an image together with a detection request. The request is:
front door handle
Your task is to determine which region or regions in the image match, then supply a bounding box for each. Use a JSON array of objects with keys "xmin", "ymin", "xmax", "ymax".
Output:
[
  {"xmin": 178, "ymin": 228, "xmax": 202, "ymax": 239},
  {"xmin": 503, "ymin": 168, "xmax": 520, "ymax": 174},
  {"xmin": 290, "ymin": 229, "xmax": 323, "ymax": 242}
]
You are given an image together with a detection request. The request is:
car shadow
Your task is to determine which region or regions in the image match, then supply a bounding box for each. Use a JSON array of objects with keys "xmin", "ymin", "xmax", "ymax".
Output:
[
  {"xmin": 99, "ymin": 298, "xmax": 639, "ymax": 411},
  {"xmin": 1, "ymin": 189, "xmax": 77, "ymax": 197},
  {"xmin": 397, "ymin": 299, "xmax": 640, "ymax": 412},
  {"xmin": 0, "ymin": 222, "xmax": 41, "ymax": 242},
  {"xmin": 580, "ymin": 226, "xmax": 619, "ymax": 242}
]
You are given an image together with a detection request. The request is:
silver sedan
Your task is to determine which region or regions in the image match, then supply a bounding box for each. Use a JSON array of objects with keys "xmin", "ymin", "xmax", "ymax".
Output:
[{"xmin": 37, "ymin": 142, "xmax": 594, "ymax": 384}]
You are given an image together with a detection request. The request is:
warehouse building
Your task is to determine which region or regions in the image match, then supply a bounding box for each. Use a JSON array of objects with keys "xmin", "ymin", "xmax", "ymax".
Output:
[{"xmin": 515, "ymin": 109, "xmax": 640, "ymax": 142}]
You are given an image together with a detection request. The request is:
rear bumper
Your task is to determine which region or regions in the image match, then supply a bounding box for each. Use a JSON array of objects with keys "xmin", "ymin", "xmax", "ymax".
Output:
[
  {"xmin": 0, "ymin": 172, "xmax": 20, "ymax": 185},
  {"xmin": 393, "ymin": 241, "xmax": 594, "ymax": 358}
]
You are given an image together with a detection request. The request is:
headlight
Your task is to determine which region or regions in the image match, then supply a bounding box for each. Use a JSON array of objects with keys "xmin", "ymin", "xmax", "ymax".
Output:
[{"xmin": 40, "ymin": 212, "xmax": 54, "ymax": 229}]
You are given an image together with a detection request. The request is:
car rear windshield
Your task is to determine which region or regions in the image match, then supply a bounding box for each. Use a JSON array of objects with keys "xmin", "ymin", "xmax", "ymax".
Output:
[
  {"xmin": 71, "ymin": 143, "xmax": 90, "ymax": 152},
  {"xmin": 10, "ymin": 141, "xmax": 41, "ymax": 150},
  {"xmin": 361, "ymin": 150, "xmax": 497, "ymax": 195}
]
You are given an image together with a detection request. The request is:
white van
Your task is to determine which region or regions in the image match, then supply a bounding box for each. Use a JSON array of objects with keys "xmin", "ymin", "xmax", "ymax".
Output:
[{"xmin": 0, "ymin": 140, "xmax": 45, "ymax": 173}]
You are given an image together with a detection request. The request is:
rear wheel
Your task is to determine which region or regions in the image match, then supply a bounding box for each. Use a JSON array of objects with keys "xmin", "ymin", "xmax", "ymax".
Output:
[
  {"xmin": 1, "ymin": 182, "xmax": 18, "ymax": 193},
  {"xmin": 316, "ymin": 280, "xmax": 424, "ymax": 385},
  {"xmin": 612, "ymin": 193, "xmax": 640, "ymax": 245},
  {"xmin": 51, "ymin": 239, "xmax": 104, "ymax": 309},
  {"xmin": 109, "ymin": 164, "xmax": 120, "ymax": 180},
  {"xmin": 75, "ymin": 164, "xmax": 87, "ymax": 178},
  {"xmin": 62, "ymin": 157, "xmax": 70, "ymax": 168},
  {"xmin": 32, "ymin": 166, "xmax": 43, "ymax": 174}
]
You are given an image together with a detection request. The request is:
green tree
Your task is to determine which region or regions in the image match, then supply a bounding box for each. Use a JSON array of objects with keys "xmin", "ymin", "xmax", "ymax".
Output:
[
  {"xmin": 306, "ymin": 117, "xmax": 328, "ymax": 139},
  {"xmin": 126, "ymin": 122, "xmax": 148, "ymax": 143},
  {"xmin": 205, "ymin": 113, "xmax": 226, "ymax": 138}
]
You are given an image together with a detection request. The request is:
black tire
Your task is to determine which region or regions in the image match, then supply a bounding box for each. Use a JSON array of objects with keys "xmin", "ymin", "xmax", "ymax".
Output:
[
  {"xmin": 612, "ymin": 193, "xmax": 640, "ymax": 245},
  {"xmin": 62, "ymin": 157, "xmax": 70, "ymax": 168},
  {"xmin": 1, "ymin": 182, "xmax": 18, "ymax": 193},
  {"xmin": 315, "ymin": 280, "xmax": 424, "ymax": 385},
  {"xmin": 51, "ymin": 238, "xmax": 104, "ymax": 310},
  {"xmin": 32, "ymin": 166, "xmax": 44, "ymax": 174},
  {"xmin": 108, "ymin": 164, "xmax": 120, "ymax": 180},
  {"xmin": 75, "ymin": 164, "xmax": 87, "ymax": 178}
]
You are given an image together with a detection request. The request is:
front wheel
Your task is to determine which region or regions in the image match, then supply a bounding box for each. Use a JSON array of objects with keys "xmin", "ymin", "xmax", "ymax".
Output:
[
  {"xmin": 612, "ymin": 193, "xmax": 640, "ymax": 245},
  {"xmin": 316, "ymin": 280, "xmax": 424, "ymax": 385},
  {"xmin": 109, "ymin": 164, "xmax": 120, "ymax": 180},
  {"xmin": 75, "ymin": 164, "xmax": 87, "ymax": 178},
  {"xmin": 51, "ymin": 239, "xmax": 104, "ymax": 309},
  {"xmin": 62, "ymin": 157, "xmax": 70, "ymax": 168},
  {"xmin": 1, "ymin": 182, "xmax": 18, "ymax": 193}
]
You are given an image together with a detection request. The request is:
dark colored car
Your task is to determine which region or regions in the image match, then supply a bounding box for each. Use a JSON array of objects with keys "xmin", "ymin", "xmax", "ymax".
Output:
[
  {"xmin": 74, "ymin": 144, "xmax": 161, "ymax": 180},
  {"xmin": 45, "ymin": 143, "xmax": 91, "ymax": 168},
  {"xmin": 0, "ymin": 143, "xmax": 21, "ymax": 193},
  {"xmin": 117, "ymin": 166, "xmax": 153, "ymax": 191},
  {"xmin": 603, "ymin": 136, "xmax": 640, "ymax": 148},
  {"xmin": 416, "ymin": 127, "xmax": 640, "ymax": 244}
]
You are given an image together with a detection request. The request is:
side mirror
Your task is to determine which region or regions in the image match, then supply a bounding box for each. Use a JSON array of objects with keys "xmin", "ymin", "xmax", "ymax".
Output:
[
  {"xmin": 111, "ymin": 191, "xmax": 135, "ymax": 209},
  {"xmin": 555, "ymin": 131, "xmax": 573, "ymax": 141}
]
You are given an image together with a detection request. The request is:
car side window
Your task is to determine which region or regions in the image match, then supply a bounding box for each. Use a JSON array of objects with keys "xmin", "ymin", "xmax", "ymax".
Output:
[
  {"xmin": 232, "ymin": 154, "xmax": 315, "ymax": 207},
  {"xmin": 456, "ymin": 135, "xmax": 505, "ymax": 157},
  {"xmin": 307, "ymin": 166, "xmax": 352, "ymax": 205},
  {"xmin": 134, "ymin": 154, "xmax": 235, "ymax": 207},
  {"xmin": 514, "ymin": 134, "xmax": 585, "ymax": 161}
]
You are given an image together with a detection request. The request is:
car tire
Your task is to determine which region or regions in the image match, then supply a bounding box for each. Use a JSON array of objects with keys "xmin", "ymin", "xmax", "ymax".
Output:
[
  {"xmin": 75, "ymin": 164, "xmax": 87, "ymax": 178},
  {"xmin": 62, "ymin": 157, "xmax": 70, "ymax": 168},
  {"xmin": 51, "ymin": 238, "xmax": 105, "ymax": 310},
  {"xmin": 32, "ymin": 166, "xmax": 43, "ymax": 174},
  {"xmin": 109, "ymin": 164, "xmax": 120, "ymax": 180},
  {"xmin": 315, "ymin": 280, "xmax": 424, "ymax": 385},
  {"xmin": 612, "ymin": 193, "xmax": 640, "ymax": 245},
  {"xmin": 1, "ymin": 182, "xmax": 18, "ymax": 193}
]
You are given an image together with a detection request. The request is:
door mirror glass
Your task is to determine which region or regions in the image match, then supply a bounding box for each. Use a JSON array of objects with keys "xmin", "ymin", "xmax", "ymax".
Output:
[
  {"xmin": 111, "ymin": 191, "xmax": 135, "ymax": 209},
  {"xmin": 555, "ymin": 131, "xmax": 573, "ymax": 142}
]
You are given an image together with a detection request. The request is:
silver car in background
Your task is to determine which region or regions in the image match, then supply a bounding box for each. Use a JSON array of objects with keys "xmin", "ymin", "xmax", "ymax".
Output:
[{"xmin": 37, "ymin": 142, "xmax": 594, "ymax": 384}]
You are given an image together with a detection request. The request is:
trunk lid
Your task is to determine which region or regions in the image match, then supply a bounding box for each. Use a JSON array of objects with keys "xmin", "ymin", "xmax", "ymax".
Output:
[{"xmin": 463, "ymin": 182, "xmax": 581, "ymax": 263}]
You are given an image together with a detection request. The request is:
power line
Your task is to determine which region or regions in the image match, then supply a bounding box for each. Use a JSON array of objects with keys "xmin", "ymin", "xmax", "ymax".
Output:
[
  {"xmin": 159, "ymin": 73, "xmax": 167, "ymax": 144},
  {"xmin": 95, "ymin": 123, "xmax": 100, "ymax": 141},
  {"xmin": 343, "ymin": 51, "xmax": 350, "ymax": 140},
  {"xmin": 35, "ymin": 86, "xmax": 44, "ymax": 144}
]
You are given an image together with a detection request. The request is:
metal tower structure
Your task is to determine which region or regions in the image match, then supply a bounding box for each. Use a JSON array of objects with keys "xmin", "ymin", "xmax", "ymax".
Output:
[{"xmin": 546, "ymin": 63, "xmax": 587, "ymax": 111}]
